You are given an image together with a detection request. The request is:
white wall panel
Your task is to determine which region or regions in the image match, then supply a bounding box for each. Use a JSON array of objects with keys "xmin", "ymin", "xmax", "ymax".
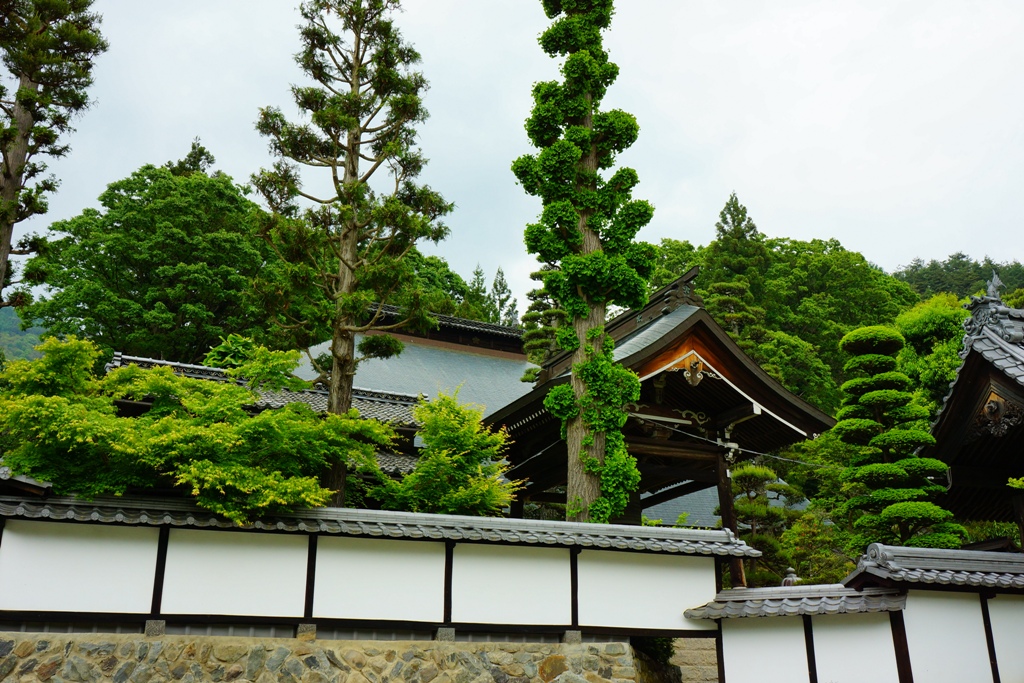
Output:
[
  {"xmin": 577, "ymin": 550, "xmax": 715, "ymax": 630},
  {"xmin": 0, "ymin": 520, "xmax": 158, "ymax": 613},
  {"xmin": 988, "ymin": 594, "xmax": 1024, "ymax": 682},
  {"xmin": 451, "ymin": 545, "xmax": 571, "ymax": 625},
  {"xmin": 722, "ymin": 617, "xmax": 808, "ymax": 683},
  {"xmin": 812, "ymin": 612, "xmax": 899, "ymax": 683},
  {"xmin": 161, "ymin": 529, "xmax": 307, "ymax": 617},
  {"xmin": 314, "ymin": 537, "xmax": 445, "ymax": 622},
  {"xmin": 903, "ymin": 591, "xmax": 990, "ymax": 683}
]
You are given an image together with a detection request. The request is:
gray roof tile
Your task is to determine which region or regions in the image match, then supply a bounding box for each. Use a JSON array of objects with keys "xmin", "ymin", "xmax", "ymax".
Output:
[
  {"xmin": 844, "ymin": 543, "xmax": 1024, "ymax": 591},
  {"xmin": 685, "ymin": 585, "xmax": 904, "ymax": 620},
  {"xmin": 107, "ymin": 354, "xmax": 420, "ymax": 426},
  {"xmin": 0, "ymin": 496, "xmax": 760, "ymax": 557}
]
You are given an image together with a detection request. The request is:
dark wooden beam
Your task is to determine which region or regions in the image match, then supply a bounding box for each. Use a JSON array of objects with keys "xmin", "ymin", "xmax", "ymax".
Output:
[{"xmin": 626, "ymin": 436, "xmax": 721, "ymax": 460}]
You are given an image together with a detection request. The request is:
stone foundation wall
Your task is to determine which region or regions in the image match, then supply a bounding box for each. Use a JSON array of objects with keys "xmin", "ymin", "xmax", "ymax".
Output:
[
  {"xmin": 0, "ymin": 634, "xmax": 654, "ymax": 683},
  {"xmin": 669, "ymin": 640, "xmax": 717, "ymax": 683}
]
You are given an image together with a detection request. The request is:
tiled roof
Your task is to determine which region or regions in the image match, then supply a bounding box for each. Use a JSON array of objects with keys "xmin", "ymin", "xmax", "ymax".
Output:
[
  {"xmin": 844, "ymin": 543, "xmax": 1024, "ymax": 591},
  {"xmin": 685, "ymin": 585, "xmax": 904, "ymax": 620},
  {"xmin": 301, "ymin": 336, "xmax": 535, "ymax": 417},
  {"xmin": 0, "ymin": 496, "xmax": 760, "ymax": 557},
  {"xmin": 376, "ymin": 452, "xmax": 419, "ymax": 475},
  {"xmin": 375, "ymin": 304, "xmax": 523, "ymax": 340},
  {"xmin": 107, "ymin": 354, "xmax": 419, "ymax": 426}
]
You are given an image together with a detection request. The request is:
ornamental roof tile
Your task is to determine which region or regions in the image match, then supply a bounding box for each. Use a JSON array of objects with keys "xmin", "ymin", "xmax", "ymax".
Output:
[
  {"xmin": 0, "ymin": 496, "xmax": 760, "ymax": 557},
  {"xmin": 685, "ymin": 585, "xmax": 904, "ymax": 620},
  {"xmin": 844, "ymin": 543, "xmax": 1024, "ymax": 592}
]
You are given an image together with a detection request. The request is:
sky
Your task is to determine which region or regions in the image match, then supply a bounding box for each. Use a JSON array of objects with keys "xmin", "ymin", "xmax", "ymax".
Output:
[{"xmin": 13, "ymin": 1, "xmax": 1024, "ymax": 305}]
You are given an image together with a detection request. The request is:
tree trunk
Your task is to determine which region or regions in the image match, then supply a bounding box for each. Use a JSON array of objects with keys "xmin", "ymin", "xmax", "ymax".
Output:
[
  {"xmin": 565, "ymin": 93, "xmax": 606, "ymax": 523},
  {"xmin": 0, "ymin": 74, "xmax": 38, "ymax": 304}
]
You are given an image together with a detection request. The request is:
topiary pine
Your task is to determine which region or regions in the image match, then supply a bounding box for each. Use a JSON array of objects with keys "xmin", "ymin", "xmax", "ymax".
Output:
[
  {"xmin": 833, "ymin": 325, "xmax": 965, "ymax": 549},
  {"xmin": 512, "ymin": 0, "xmax": 655, "ymax": 522}
]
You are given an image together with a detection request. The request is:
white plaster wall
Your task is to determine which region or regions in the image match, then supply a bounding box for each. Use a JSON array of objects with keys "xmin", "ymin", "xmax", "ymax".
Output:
[
  {"xmin": 903, "ymin": 591, "xmax": 991, "ymax": 683},
  {"xmin": 0, "ymin": 520, "xmax": 159, "ymax": 613},
  {"xmin": 161, "ymin": 529, "xmax": 307, "ymax": 617},
  {"xmin": 451, "ymin": 544, "xmax": 571, "ymax": 625},
  {"xmin": 314, "ymin": 537, "xmax": 445, "ymax": 622},
  {"xmin": 576, "ymin": 550, "xmax": 715, "ymax": 630},
  {"xmin": 721, "ymin": 617, "xmax": 808, "ymax": 683},
  {"xmin": 987, "ymin": 594, "xmax": 1024, "ymax": 682},
  {"xmin": 811, "ymin": 612, "xmax": 899, "ymax": 683}
]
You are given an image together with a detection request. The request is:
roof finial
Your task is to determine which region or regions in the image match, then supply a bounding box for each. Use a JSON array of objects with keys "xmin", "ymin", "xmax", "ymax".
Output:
[{"xmin": 988, "ymin": 270, "xmax": 1004, "ymax": 300}]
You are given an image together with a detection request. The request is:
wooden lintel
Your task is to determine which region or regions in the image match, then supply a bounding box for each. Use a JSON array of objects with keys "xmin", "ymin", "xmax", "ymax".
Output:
[
  {"xmin": 528, "ymin": 491, "xmax": 565, "ymax": 504},
  {"xmin": 626, "ymin": 437, "xmax": 721, "ymax": 460}
]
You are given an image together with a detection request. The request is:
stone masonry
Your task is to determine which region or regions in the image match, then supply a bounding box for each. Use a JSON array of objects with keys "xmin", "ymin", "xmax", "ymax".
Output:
[
  {"xmin": 0, "ymin": 634, "xmax": 668, "ymax": 683},
  {"xmin": 669, "ymin": 640, "xmax": 717, "ymax": 683}
]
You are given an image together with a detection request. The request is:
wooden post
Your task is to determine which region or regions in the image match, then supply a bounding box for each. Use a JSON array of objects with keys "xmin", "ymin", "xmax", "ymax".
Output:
[{"xmin": 717, "ymin": 452, "xmax": 746, "ymax": 587}]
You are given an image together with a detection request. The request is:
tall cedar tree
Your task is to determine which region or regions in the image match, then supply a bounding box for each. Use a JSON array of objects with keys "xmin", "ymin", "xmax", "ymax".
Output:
[
  {"xmin": 513, "ymin": 0, "xmax": 655, "ymax": 522},
  {"xmin": 832, "ymin": 326, "xmax": 965, "ymax": 548},
  {"xmin": 252, "ymin": 0, "xmax": 451, "ymax": 501},
  {"xmin": 0, "ymin": 0, "xmax": 107, "ymax": 307}
]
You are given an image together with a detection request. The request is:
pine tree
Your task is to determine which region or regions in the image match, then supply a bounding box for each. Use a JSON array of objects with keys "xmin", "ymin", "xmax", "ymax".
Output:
[
  {"xmin": 700, "ymin": 194, "xmax": 769, "ymax": 300},
  {"xmin": 512, "ymin": 0, "xmax": 655, "ymax": 522},
  {"xmin": 832, "ymin": 326, "xmax": 966, "ymax": 548},
  {"xmin": 251, "ymin": 0, "xmax": 451, "ymax": 502},
  {"xmin": 0, "ymin": 0, "xmax": 108, "ymax": 307},
  {"xmin": 487, "ymin": 267, "xmax": 518, "ymax": 326}
]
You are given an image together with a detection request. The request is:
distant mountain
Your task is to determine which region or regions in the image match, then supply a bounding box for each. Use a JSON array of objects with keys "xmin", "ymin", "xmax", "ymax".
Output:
[{"xmin": 0, "ymin": 307, "xmax": 43, "ymax": 360}]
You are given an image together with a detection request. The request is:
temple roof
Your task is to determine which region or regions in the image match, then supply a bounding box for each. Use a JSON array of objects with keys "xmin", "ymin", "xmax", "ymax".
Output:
[
  {"xmin": 107, "ymin": 353, "xmax": 421, "ymax": 427},
  {"xmin": 685, "ymin": 585, "xmax": 904, "ymax": 620},
  {"xmin": 0, "ymin": 495, "xmax": 760, "ymax": 557},
  {"xmin": 925, "ymin": 278, "xmax": 1024, "ymax": 522},
  {"xmin": 844, "ymin": 543, "xmax": 1024, "ymax": 592}
]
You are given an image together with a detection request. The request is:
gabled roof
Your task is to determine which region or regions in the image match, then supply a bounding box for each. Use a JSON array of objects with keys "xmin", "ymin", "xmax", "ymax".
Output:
[
  {"xmin": 685, "ymin": 584, "xmax": 904, "ymax": 620},
  {"xmin": 844, "ymin": 543, "xmax": 1024, "ymax": 592},
  {"xmin": 925, "ymin": 282, "xmax": 1024, "ymax": 521},
  {"xmin": 107, "ymin": 353, "xmax": 419, "ymax": 427},
  {"xmin": 299, "ymin": 334, "xmax": 535, "ymax": 418},
  {"xmin": 0, "ymin": 495, "xmax": 760, "ymax": 557}
]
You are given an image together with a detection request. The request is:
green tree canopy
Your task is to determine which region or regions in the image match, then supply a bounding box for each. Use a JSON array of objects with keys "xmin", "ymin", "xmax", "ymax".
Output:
[
  {"xmin": 18, "ymin": 145, "xmax": 275, "ymax": 364},
  {"xmin": 251, "ymin": 1, "xmax": 452, "ymax": 450},
  {"xmin": 0, "ymin": 0, "xmax": 108, "ymax": 307},
  {"xmin": 832, "ymin": 326, "xmax": 965, "ymax": 549},
  {"xmin": 0, "ymin": 337, "xmax": 394, "ymax": 523},
  {"xmin": 369, "ymin": 392, "xmax": 520, "ymax": 516},
  {"xmin": 512, "ymin": 0, "xmax": 654, "ymax": 522}
]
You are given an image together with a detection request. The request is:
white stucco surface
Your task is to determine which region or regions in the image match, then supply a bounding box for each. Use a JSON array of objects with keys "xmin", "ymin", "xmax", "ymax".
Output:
[
  {"xmin": 161, "ymin": 529, "xmax": 307, "ymax": 617},
  {"xmin": 903, "ymin": 591, "xmax": 991, "ymax": 683},
  {"xmin": 721, "ymin": 617, "xmax": 808, "ymax": 683},
  {"xmin": 812, "ymin": 612, "xmax": 899, "ymax": 683},
  {"xmin": 988, "ymin": 594, "xmax": 1024, "ymax": 681},
  {"xmin": 451, "ymin": 544, "xmax": 571, "ymax": 625},
  {"xmin": 314, "ymin": 537, "xmax": 445, "ymax": 622},
  {"xmin": 0, "ymin": 520, "xmax": 159, "ymax": 613},
  {"xmin": 577, "ymin": 550, "xmax": 715, "ymax": 630}
]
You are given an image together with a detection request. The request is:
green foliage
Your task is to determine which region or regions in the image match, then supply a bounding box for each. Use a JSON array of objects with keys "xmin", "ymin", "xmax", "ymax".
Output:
[
  {"xmin": 0, "ymin": 0, "xmax": 108, "ymax": 306},
  {"xmin": 369, "ymin": 392, "xmax": 520, "ymax": 516},
  {"xmin": 20, "ymin": 148, "xmax": 276, "ymax": 364},
  {"xmin": 0, "ymin": 337, "xmax": 393, "ymax": 524},
  {"xmin": 649, "ymin": 238, "xmax": 702, "ymax": 290},
  {"xmin": 251, "ymin": 0, "xmax": 452, "ymax": 419},
  {"xmin": 832, "ymin": 326, "xmax": 964, "ymax": 549},
  {"xmin": 205, "ymin": 335, "xmax": 310, "ymax": 393},
  {"xmin": 780, "ymin": 511, "xmax": 857, "ymax": 584},
  {"xmin": 514, "ymin": 0, "xmax": 652, "ymax": 521},
  {"xmin": 894, "ymin": 253, "xmax": 1024, "ymax": 299},
  {"xmin": 894, "ymin": 294, "xmax": 969, "ymax": 414},
  {"xmin": 730, "ymin": 461, "xmax": 805, "ymax": 586}
]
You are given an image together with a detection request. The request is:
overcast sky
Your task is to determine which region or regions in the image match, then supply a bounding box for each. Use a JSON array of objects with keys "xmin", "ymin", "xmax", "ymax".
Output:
[{"xmin": 16, "ymin": 1, "xmax": 1024, "ymax": 304}]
